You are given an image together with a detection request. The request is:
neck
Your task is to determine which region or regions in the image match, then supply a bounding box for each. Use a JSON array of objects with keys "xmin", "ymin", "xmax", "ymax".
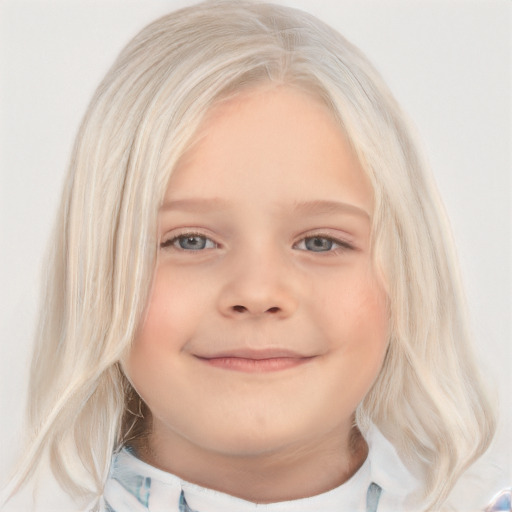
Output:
[{"xmin": 132, "ymin": 422, "xmax": 368, "ymax": 503}]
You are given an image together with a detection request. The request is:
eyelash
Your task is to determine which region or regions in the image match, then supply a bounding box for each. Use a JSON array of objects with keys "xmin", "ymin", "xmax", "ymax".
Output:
[
  {"xmin": 160, "ymin": 232, "xmax": 217, "ymax": 251},
  {"xmin": 293, "ymin": 235, "xmax": 354, "ymax": 253},
  {"xmin": 160, "ymin": 232, "xmax": 354, "ymax": 254}
]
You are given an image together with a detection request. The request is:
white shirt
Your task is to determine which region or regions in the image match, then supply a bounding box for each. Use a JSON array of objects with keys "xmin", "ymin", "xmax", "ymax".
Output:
[{"xmin": 101, "ymin": 425, "xmax": 424, "ymax": 512}]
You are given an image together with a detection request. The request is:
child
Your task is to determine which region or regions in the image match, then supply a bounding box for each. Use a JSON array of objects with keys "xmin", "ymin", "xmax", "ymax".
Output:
[{"xmin": 1, "ymin": 1, "xmax": 506, "ymax": 511}]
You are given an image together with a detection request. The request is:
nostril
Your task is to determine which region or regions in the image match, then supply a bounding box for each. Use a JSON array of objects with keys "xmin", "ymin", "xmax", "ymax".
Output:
[{"xmin": 231, "ymin": 305, "xmax": 280, "ymax": 314}]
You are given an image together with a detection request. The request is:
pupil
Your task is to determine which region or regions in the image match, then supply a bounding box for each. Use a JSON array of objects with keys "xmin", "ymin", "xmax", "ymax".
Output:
[
  {"xmin": 306, "ymin": 237, "xmax": 332, "ymax": 251},
  {"xmin": 180, "ymin": 236, "xmax": 206, "ymax": 250}
]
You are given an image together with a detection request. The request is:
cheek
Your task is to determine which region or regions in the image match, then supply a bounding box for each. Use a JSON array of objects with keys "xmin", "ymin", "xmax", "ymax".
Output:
[
  {"xmin": 317, "ymin": 266, "xmax": 389, "ymax": 383},
  {"xmin": 135, "ymin": 265, "xmax": 209, "ymax": 346},
  {"xmin": 124, "ymin": 267, "xmax": 197, "ymax": 388},
  {"xmin": 351, "ymin": 284, "xmax": 389, "ymax": 344},
  {"xmin": 318, "ymin": 264, "xmax": 388, "ymax": 339}
]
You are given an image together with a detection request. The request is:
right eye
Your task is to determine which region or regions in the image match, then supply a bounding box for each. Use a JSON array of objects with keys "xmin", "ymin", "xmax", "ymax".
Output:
[{"xmin": 161, "ymin": 234, "xmax": 217, "ymax": 251}]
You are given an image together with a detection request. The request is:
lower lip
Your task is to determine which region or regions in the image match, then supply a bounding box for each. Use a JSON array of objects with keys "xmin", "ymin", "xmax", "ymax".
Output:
[{"xmin": 199, "ymin": 356, "xmax": 312, "ymax": 373}]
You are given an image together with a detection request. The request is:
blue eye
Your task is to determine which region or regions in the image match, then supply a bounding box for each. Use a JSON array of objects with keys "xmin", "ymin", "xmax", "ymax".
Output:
[
  {"xmin": 161, "ymin": 234, "xmax": 216, "ymax": 251},
  {"xmin": 295, "ymin": 236, "xmax": 351, "ymax": 253},
  {"xmin": 304, "ymin": 237, "xmax": 334, "ymax": 252}
]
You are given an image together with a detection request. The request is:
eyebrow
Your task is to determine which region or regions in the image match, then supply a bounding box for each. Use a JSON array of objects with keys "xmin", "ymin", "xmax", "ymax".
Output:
[
  {"xmin": 291, "ymin": 199, "xmax": 370, "ymax": 219},
  {"xmin": 160, "ymin": 197, "xmax": 370, "ymax": 219},
  {"xmin": 160, "ymin": 197, "xmax": 230, "ymax": 213}
]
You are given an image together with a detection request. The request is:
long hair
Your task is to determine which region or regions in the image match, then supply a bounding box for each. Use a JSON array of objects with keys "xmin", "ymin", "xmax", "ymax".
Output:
[{"xmin": 3, "ymin": 1, "xmax": 495, "ymax": 510}]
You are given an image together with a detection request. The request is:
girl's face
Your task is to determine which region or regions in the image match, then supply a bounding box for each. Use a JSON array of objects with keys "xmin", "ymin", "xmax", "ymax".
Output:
[{"xmin": 125, "ymin": 85, "xmax": 388, "ymax": 470}]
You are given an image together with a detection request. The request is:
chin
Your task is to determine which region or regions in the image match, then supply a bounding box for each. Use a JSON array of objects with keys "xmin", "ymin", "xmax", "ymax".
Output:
[
  {"xmin": 196, "ymin": 412, "xmax": 331, "ymax": 458},
  {"xmin": 206, "ymin": 430, "xmax": 301, "ymax": 458}
]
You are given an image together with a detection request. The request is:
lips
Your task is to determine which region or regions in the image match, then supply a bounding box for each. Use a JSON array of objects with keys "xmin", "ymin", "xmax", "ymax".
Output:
[{"xmin": 194, "ymin": 348, "xmax": 315, "ymax": 373}]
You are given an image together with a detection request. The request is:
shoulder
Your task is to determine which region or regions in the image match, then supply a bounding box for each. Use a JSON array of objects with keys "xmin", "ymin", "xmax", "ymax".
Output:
[
  {"xmin": 365, "ymin": 425, "xmax": 425, "ymax": 511},
  {"xmin": 102, "ymin": 447, "xmax": 183, "ymax": 512},
  {"xmin": 367, "ymin": 425, "xmax": 511, "ymax": 512}
]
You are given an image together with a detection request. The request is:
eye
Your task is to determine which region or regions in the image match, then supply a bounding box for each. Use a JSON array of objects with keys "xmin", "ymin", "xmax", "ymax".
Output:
[
  {"xmin": 294, "ymin": 235, "xmax": 352, "ymax": 253},
  {"xmin": 161, "ymin": 233, "xmax": 216, "ymax": 251}
]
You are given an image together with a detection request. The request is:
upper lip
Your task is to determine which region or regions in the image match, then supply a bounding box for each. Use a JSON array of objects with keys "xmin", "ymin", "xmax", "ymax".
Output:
[{"xmin": 194, "ymin": 348, "xmax": 311, "ymax": 360}]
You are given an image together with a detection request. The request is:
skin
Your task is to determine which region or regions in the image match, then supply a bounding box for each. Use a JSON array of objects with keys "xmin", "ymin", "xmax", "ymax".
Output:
[{"xmin": 124, "ymin": 85, "xmax": 389, "ymax": 503}]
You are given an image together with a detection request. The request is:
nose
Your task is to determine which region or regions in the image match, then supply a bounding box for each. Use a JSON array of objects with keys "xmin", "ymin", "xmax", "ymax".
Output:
[{"xmin": 217, "ymin": 246, "xmax": 299, "ymax": 319}]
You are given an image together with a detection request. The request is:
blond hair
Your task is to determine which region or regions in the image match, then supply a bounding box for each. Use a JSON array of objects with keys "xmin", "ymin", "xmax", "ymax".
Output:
[{"xmin": 3, "ymin": 1, "xmax": 495, "ymax": 510}]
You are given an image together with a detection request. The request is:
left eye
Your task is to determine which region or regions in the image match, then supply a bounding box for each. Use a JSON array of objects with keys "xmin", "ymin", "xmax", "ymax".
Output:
[
  {"xmin": 161, "ymin": 234, "xmax": 216, "ymax": 251},
  {"xmin": 295, "ymin": 236, "xmax": 348, "ymax": 252}
]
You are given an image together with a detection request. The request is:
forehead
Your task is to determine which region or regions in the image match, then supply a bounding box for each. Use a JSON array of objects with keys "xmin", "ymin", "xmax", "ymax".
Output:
[{"xmin": 164, "ymin": 85, "xmax": 373, "ymax": 216}]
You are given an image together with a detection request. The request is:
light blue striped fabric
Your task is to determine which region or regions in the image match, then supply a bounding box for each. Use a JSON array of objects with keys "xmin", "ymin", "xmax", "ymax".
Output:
[{"xmin": 366, "ymin": 482, "xmax": 382, "ymax": 512}]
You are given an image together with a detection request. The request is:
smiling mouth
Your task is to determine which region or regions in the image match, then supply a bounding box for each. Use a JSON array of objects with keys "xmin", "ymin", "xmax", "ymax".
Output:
[{"xmin": 194, "ymin": 349, "xmax": 315, "ymax": 373}]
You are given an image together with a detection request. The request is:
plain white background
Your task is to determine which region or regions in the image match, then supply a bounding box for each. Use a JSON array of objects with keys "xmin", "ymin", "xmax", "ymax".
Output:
[{"xmin": 0, "ymin": 0, "xmax": 510, "ymax": 508}]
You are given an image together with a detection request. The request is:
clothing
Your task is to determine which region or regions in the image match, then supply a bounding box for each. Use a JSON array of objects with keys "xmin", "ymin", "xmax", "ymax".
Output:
[
  {"xmin": 100, "ymin": 426, "xmax": 423, "ymax": 512},
  {"xmin": 484, "ymin": 488, "xmax": 512, "ymax": 512}
]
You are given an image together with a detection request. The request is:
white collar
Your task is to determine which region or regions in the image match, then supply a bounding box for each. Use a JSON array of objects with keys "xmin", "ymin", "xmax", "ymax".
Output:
[
  {"xmin": 364, "ymin": 424, "xmax": 422, "ymax": 510},
  {"xmin": 103, "ymin": 426, "xmax": 422, "ymax": 512}
]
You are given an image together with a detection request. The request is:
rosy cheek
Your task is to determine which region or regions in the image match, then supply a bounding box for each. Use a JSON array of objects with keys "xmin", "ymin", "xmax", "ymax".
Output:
[
  {"xmin": 360, "ymin": 285, "xmax": 388, "ymax": 328},
  {"xmin": 139, "ymin": 268, "xmax": 181, "ymax": 335},
  {"xmin": 338, "ymin": 276, "xmax": 388, "ymax": 347}
]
